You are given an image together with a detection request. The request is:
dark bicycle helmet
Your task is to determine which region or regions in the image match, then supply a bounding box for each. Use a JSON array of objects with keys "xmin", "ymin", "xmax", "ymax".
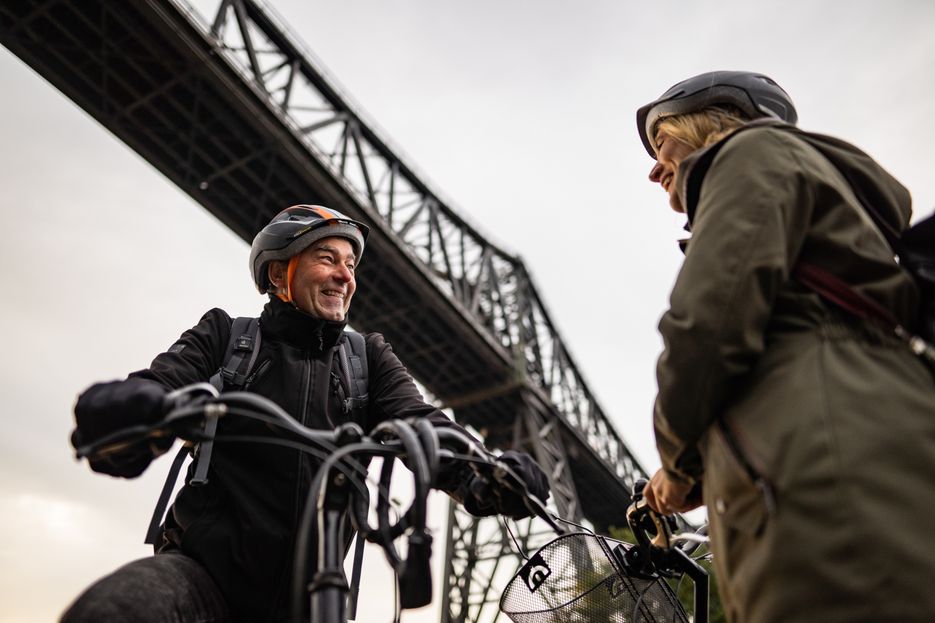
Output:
[
  {"xmin": 636, "ymin": 70, "xmax": 798, "ymax": 158},
  {"xmin": 249, "ymin": 204, "xmax": 370, "ymax": 294}
]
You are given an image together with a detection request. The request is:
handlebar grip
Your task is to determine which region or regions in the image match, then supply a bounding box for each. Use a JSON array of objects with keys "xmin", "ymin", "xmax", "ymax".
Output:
[
  {"xmin": 398, "ymin": 532, "xmax": 433, "ymax": 609},
  {"xmin": 627, "ymin": 496, "xmax": 673, "ymax": 550}
]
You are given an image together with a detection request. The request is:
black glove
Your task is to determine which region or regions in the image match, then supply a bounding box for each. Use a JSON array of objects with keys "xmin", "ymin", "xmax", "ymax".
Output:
[
  {"xmin": 71, "ymin": 377, "xmax": 171, "ymax": 478},
  {"xmin": 462, "ymin": 450, "xmax": 550, "ymax": 519}
]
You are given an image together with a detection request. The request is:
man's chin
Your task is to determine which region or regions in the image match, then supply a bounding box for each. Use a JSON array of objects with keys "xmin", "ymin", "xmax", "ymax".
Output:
[{"xmin": 322, "ymin": 309, "xmax": 346, "ymax": 322}]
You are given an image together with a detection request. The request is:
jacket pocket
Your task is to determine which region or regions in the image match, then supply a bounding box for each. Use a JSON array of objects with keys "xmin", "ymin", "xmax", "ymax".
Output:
[
  {"xmin": 243, "ymin": 358, "xmax": 272, "ymax": 389},
  {"xmin": 704, "ymin": 420, "xmax": 773, "ymax": 536}
]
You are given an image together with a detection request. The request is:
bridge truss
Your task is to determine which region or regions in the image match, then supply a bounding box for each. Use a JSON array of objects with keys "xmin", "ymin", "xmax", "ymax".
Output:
[{"xmin": 0, "ymin": 1, "xmax": 649, "ymax": 620}]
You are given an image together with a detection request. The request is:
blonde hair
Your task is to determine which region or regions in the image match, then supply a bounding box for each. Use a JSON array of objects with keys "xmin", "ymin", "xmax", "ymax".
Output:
[{"xmin": 654, "ymin": 106, "xmax": 750, "ymax": 152}]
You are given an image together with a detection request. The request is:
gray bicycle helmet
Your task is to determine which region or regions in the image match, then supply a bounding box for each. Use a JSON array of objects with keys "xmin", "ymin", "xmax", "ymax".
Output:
[
  {"xmin": 249, "ymin": 204, "xmax": 370, "ymax": 294},
  {"xmin": 637, "ymin": 70, "xmax": 797, "ymax": 158}
]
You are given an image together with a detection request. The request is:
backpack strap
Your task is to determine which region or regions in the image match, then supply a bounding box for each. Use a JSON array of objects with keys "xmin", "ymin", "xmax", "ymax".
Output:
[
  {"xmin": 338, "ymin": 331, "xmax": 369, "ymax": 416},
  {"xmin": 144, "ymin": 445, "xmax": 189, "ymax": 545},
  {"xmin": 209, "ymin": 317, "xmax": 262, "ymax": 392},
  {"xmin": 144, "ymin": 316, "xmax": 261, "ymax": 545},
  {"xmin": 794, "ymin": 262, "xmax": 901, "ymax": 329},
  {"xmin": 194, "ymin": 317, "xmax": 261, "ymax": 485},
  {"xmin": 337, "ymin": 330, "xmax": 369, "ymax": 617},
  {"xmin": 794, "ymin": 262, "xmax": 935, "ymax": 365}
]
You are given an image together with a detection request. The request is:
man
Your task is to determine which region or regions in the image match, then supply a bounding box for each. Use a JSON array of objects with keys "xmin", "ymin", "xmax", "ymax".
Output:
[{"xmin": 64, "ymin": 205, "xmax": 549, "ymax": 622}]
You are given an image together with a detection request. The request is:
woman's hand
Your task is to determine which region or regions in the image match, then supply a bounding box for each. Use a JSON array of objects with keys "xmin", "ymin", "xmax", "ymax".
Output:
[{"xmin": 644, "ymin": 468, "xmax": 702, "ymax": 515}]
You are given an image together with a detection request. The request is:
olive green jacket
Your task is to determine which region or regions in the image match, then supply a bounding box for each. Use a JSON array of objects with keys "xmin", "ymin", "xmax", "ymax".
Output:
[
  {"xmin": 654, "ymin": 121, "xmax": 920, "ymax": 483},
  {"xmin": 653, "ymin": 121, "xmax": 935, "ymax": 622}
]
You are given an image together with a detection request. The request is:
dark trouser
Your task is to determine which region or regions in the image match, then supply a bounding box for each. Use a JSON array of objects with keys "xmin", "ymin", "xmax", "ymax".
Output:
[{"xmin": 61, "ymin": 552, "xmax": 231, "ymax": 623}]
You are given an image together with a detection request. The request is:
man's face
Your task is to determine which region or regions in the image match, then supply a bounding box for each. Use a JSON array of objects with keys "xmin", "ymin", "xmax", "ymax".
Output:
[{"xmin": 274, "ymin": 237, "xmax": 357, "ymax": 321}]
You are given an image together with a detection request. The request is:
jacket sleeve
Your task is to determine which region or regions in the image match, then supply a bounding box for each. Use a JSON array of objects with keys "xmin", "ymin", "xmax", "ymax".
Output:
[
  {"xmin": 654, "ymin": 129, "xmax": 817, "ymax": 482},
  {"xmin": 364, "ymin": 332, "xmax": 476, "ymax": 493},
  {"xmin": 128, "ymin": 308, "xmax": 231, "ymax": 389},
  {"xmin": 72, "ymin": 309, "xmax": 232, "ymax": 477}
]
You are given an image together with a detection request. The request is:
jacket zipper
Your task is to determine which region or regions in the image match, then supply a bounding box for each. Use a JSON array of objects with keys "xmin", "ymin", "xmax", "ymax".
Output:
[
  {"xmin": 275, "ymin": 356, "xmax": 313, "ymax": 617},
  {"xmin": 243, "ymin": 359, "xmax": 271, "ymax": 389},
  {"xmin": 295, "ymin": 356, "xmax": 312, "ymax": 515}
]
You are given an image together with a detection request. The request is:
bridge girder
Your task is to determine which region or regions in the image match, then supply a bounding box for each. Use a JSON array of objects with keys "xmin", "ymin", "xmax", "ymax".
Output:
[{"xmin": 1, "ymin": 1, "xmax": 650, "ymax": 620}]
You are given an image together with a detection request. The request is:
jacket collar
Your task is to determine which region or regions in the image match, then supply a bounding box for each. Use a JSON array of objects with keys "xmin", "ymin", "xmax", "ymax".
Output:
[
  {"xmin": 677, "ymin": 118, "xmax": 792, "ymax": 227},
  {"xmin": 260, "ymin": 296, "xmax": 346, "ymax": 354}
]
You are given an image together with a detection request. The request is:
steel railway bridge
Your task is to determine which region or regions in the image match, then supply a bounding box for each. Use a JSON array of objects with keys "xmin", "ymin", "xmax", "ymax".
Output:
[{"xmin": 1, "ymin": 1, "xmax": 649, "ymax": 620}]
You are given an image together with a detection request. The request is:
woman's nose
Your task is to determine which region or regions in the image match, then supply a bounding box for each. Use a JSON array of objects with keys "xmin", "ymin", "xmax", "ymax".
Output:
[{"xmin": 649, "ymin": 161, "xmax": 664, "ymax": 183}]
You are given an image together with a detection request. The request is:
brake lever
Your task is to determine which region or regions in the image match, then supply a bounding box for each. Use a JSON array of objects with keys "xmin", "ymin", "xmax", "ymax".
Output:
[
  {"xmin": 491, "ymin": 462, "xmax": 566, "ymax": 534},
  {"xmin": 74, "ymin": 424, "xmax": 174, "ymax": 460}
]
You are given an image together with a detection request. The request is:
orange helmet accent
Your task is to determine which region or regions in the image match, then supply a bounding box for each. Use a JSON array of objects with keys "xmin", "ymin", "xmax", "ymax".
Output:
[
  {"xmin": 309, "ymin": 206, "xmax": 338, "ymax": 220},
  {"xmin": 274, "ymin": 254, "xmax": 302, "ymax": 303}
]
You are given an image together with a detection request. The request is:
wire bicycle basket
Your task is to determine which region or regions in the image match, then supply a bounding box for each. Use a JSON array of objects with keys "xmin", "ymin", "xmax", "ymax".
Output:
[
  {"xmin": 500, "ymin": 479, "xmax": 708, "ymax": 623},
  {"xmin": 500, "ymin": 531, "xmax": 688, "ymax": 623}
]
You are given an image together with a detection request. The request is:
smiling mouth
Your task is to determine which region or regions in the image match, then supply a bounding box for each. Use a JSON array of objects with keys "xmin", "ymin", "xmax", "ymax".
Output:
[
  {"xmin": 661, "ymin": 173, "xmax": 674, "ymax": 192},
  {"xmin": 321, "ymin": 289, "xmax": 345, "ymax": 301}
]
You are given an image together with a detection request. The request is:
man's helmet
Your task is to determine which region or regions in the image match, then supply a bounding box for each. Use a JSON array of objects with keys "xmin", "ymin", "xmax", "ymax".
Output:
[
  {"xmin": 636, "ymin": 70, "xmax": 798, "ymax": 158},
  {"xmin": 249, "ymin": 205, "xmax": 370, "ymax": 294}
]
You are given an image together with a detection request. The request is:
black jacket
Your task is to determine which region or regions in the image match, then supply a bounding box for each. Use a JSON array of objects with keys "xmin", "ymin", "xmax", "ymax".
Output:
[{"xmin": 124, "ymin": 297, "xmax": 469, "ymax": 621}]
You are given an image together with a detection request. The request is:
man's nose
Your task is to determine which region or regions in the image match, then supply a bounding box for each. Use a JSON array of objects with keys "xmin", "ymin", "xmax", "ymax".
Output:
[
  {"xmin": 649, "ymin": 161, "xmax": 664, "ymax": 183},
  {"xmin": 334, "ymin": 264, "xmax": 354, "ymax": 282}
]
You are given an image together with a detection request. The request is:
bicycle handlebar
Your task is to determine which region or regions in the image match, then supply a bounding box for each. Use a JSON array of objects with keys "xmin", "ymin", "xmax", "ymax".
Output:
[{"xmin": 75, "ymin": 382, "xmax": 560, "ymax": 622}]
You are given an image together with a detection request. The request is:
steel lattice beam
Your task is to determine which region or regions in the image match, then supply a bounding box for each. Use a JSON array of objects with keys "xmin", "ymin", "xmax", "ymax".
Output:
[
  {"xmin": 189, "ymin": 0, "xmax": 646, "ymax": 491},
  {"xmin": 0, "ymin": 2, "xmax": 652, "ymax": 622},
  {"xmin": 441, "ymin": 503, "xmax": 560, "ymax": 623}
]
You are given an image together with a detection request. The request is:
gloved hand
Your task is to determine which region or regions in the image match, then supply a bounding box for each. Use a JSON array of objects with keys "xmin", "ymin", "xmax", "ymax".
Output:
[
  {"xmin": 462, "ymin": 450, "xmax": 550, "ymax": 519},
  {"xmin": 71, "ymin": 377, "xmax": 171, "ymax": 478}
]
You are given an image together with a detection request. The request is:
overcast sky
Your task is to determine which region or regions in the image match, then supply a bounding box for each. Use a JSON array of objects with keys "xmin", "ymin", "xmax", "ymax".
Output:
[{"xmin": 2, "ymin": 1, "xmax": 935, "ymax": 621}]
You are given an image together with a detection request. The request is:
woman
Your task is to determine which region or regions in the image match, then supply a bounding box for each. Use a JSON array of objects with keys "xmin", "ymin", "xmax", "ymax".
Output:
[{"xmin": 637, "ymin": 71, "xmax": 935, "ymax": 622}]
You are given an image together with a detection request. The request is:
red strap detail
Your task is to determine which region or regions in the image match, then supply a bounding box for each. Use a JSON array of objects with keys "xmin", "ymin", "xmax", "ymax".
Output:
[{"xmin": 793, "ymin": 262, "xmax": 901, "ymax": 331}]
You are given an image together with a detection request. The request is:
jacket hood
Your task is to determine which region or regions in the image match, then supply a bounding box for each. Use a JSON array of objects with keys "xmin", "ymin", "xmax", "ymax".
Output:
[
  {"xmin": 679, "ymin": 120, "xmax": 912, "ymax": 236},
  {"xmin": 788, "ymin": 125, "xmax": 912, "ymax": 238}
]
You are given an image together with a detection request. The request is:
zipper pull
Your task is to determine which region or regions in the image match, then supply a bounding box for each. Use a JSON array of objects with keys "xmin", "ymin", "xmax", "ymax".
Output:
[
  {"xmin": 244, "ymin": 359, "xmax": 271, "ymax": 388},
  {"xmin": 755, "ymin": 478, "xmax": 777, "ymax": 515}
]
